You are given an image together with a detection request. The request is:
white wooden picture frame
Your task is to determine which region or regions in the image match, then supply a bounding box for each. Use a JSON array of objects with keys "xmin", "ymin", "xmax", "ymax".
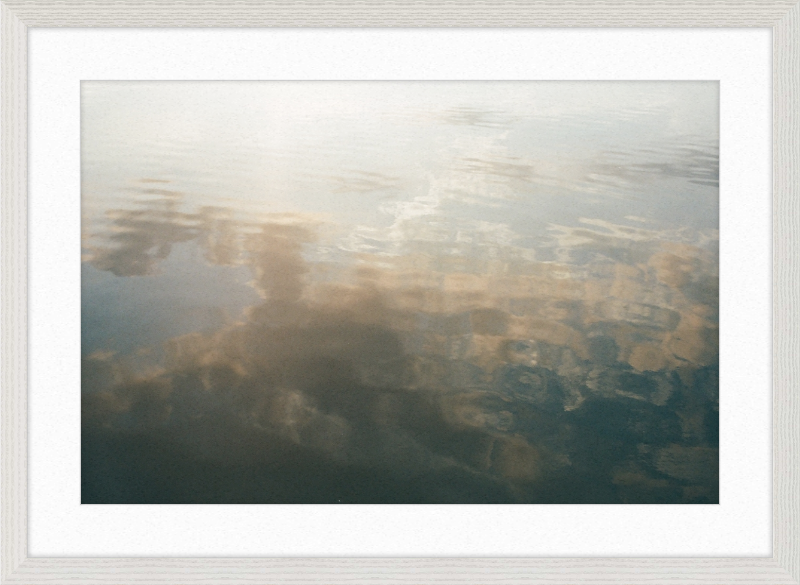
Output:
[{"xmin": 2, "ymin": 2, "xmax": 798, "ymax": 583}]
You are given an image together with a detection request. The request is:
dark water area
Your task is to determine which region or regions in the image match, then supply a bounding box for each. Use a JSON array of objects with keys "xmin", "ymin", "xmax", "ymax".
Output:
[{"xmin": 81, "ymin": 82, "xmax": 719, "ymax": 503}]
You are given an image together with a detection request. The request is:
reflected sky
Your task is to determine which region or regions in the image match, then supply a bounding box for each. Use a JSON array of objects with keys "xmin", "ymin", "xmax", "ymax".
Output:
[{"xmin": 82, "ymin": 82, "xmax": 719, "ymax": 504}]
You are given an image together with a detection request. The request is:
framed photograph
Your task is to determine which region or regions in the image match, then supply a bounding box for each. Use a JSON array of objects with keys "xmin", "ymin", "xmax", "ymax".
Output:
[{"xmin": 2, "ymin": 1, "xmax": 797, "ymax": 583}]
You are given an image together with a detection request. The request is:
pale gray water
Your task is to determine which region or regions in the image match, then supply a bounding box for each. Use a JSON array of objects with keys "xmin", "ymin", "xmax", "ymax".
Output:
[{"xmin": 81, "ymin": 82, "xmax": 719, "ymax": 504}]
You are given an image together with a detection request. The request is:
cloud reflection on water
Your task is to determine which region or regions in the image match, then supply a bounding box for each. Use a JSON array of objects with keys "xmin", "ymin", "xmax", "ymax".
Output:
[
  {"xmin": 82, "ymin": 186, "xmax": 718, "ymax": 504},
  {"xmin": 82, "ymin": 82, "xmax": 718, "ymax": 504}
]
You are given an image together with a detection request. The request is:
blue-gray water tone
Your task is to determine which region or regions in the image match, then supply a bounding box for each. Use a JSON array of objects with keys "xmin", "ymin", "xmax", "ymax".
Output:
[{"xmin": 81, "ymin": 82, "xmax": 719, "ymax": 504}]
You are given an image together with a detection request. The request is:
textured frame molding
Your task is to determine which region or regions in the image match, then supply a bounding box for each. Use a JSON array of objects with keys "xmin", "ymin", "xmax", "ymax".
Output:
[{"xmin": 1, "ymin": 1, "xmax": 798, "ymax": 583}]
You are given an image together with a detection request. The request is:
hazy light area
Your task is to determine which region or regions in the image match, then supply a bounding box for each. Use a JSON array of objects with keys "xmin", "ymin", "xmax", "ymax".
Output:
[{"xmin": 81, "ymin": 82, "xmax": 719, "ymax": 504}]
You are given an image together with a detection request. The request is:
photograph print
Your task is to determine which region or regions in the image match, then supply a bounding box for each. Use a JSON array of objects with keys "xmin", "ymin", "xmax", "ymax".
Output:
[{"xmin": 81, "ymin": 81, "xmax": 719, "ymax": 504}]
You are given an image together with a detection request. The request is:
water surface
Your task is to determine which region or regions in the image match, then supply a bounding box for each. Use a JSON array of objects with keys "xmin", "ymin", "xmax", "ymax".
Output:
[{"xmin": 82, "ymin": 82, "xmax": 719, "ymax": 504}]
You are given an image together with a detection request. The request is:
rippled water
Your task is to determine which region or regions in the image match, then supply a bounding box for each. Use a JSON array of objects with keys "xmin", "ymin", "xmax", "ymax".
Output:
[{"xmin": 81, "ymin": 82, "xmax": 719, "ymax": 504}]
